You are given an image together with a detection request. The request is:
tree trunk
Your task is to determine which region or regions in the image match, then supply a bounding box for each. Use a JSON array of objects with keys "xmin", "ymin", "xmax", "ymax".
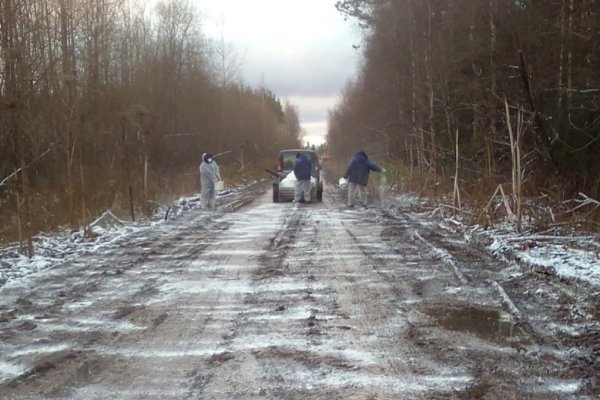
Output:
[
  {"xmin": 519, "ymin": 51, "xmax": 555, "ymax": 169},
  {"xmin": 2, "ymin": 0, "xmax": 33, "ymax": 257},
  {"xmin": 143, "ymin": 153, "xmax": 149, "ymax": 215},
  {"xmin": 487, "ymin": 0, "xmax": 497, "ymax": 177},
  {"xmin": 79, "ymin": 133, "xmax": 87, "ymax": 233},
  {"xmin": 426, "ymin": 0, "xmax": 436, "ymax": 173},
  {"xmin": 408, "ymin": 0, "xmax": 423, "ymax": 172},
  {"xmin": 60, "ymin": 0, "xmax": 77, "ymax": 230}
]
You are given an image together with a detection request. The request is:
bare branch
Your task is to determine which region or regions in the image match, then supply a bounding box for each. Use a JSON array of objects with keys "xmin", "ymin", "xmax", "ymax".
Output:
[
  {"xmin": 571, "ymin": 193, "xmax": 600, "ymax": 212},
  {"xmin": 0, "ymin": 146, "xmax": 53, "ymax": 188},
  {"xmin": 569, "ymin": 136, "xmax": 600, "ymax": 153}
]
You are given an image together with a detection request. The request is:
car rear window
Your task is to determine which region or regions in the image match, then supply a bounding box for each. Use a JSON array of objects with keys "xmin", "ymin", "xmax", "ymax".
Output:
[{"xmin": 280, "ymin": 151, "xmax": 319, "ymax": 172}]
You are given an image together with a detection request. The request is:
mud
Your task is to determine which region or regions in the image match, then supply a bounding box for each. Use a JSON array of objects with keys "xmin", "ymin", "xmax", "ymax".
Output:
[
  {"xmin": 425, "ymin": 305, "xmax": 528, "ymax": 344},
  {"xmin": 0, "ymin": 182, "xmax": 597, "ymax": 399}
]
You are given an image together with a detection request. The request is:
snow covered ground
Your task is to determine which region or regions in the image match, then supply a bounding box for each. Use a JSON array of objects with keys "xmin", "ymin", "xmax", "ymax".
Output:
[
  {"xmin": 385, "ymin": 193, "xmax": 600, "ymax": 289},
  {"xmin": 2, "ymin": 189, "xmax": 598, "ymax": 293},
  {"xmin": 0, "ymin": 189, "xmax": 243, "ymax": 289},
  {"xmin": 0, "ymin": 183, "xmax": 599, "ymax": 397}
]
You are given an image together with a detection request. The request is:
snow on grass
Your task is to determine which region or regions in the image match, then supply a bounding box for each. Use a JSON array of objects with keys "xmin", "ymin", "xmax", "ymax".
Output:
[
  {"xmin": 0, "ymin": 190, "xmax": 230, "ymax": 290},
  {"xmin": 481, "ymin": 228, "xmax": 600, "ymax": 288},
  {"xmin": 518, "ymin": 245, "xmax": 600, "ymax": 282},
  {"xmin": 390, "ymin": 193, "xmax": 600, "ymax": 289}
]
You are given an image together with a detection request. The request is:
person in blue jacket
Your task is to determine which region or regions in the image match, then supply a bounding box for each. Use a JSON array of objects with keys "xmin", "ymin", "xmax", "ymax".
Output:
[
  {"xmin": 293, "ymin": 153, "xmax": 312, "ymax": 203},
  {"xmin": 343, "ymin": 151, "xmax": 384, "ymax": 208}
]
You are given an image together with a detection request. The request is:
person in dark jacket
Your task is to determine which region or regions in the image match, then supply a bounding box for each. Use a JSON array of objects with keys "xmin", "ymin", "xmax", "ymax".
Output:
[
  {"xmin": 343, "ymin": 151, "xmax": 384, "ymax": 207},
  {"xmin": 293, "ymin": 153, "xmax": 312, "ymax": 203}
]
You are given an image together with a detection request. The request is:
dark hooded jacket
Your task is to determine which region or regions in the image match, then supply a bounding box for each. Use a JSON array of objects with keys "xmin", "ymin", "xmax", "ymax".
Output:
[
  {"xmin": 344, "ymin": 151, "xmax": 382, "ymax": 186},
  {"xmin": 293, "ymin": 153, "xmax": 312, "ymax": 181}
]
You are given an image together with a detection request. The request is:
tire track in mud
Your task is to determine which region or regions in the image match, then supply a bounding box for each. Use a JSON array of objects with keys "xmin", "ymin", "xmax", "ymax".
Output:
[
  {"xmin": 333, "ymin": 209, "xmax": 481, "ymax": 397},
  {"xmin": 410, "ymin": 212, "xmax": 598, "ymax": 356},
  {"xmin": 0, "ymin": 187, "xmax": 267, "ymax": 396},
  {"xmin": 152, "ymin": 201, "xmax": 304, "ymax": 399},
  {"xmin": 0, "ymin": 207, "xmax": 235, "ymax": 396},
  {"xmin": 378, "ymin": 206, "xmax": 596, "ymax": 397},
  {"xmin": 192, "ymin": 204, "xmax": 322, "ymax": 398},
  {"xmin": 1, "ymin": 184, "xmax": 595, "ymax": 398},
  {"xmin": 224, "ymin": 204, "xmax": 476, "ymax": 399}
]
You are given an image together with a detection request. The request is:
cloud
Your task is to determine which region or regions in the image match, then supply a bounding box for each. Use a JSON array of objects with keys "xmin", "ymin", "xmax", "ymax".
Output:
[
  {"xmin": 286, "ymin": 96, "xmax": 339, "ymax": 123},
  {"xmin": 196, "ymin": 0, "xmax": 361, "ymax": 142},
  {"xmin": 241, "ymin": 43, "xmax": 359, "ymax": 97},
  {"xmin": 199, "ymin": 0, "xmax": 360, "ymax": 98}
]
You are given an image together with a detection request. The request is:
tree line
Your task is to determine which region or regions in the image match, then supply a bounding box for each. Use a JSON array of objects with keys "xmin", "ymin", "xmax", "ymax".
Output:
[
  {"xmin": 0, "ymin": 0, "xmax": 301, "ymax": 252},
  {"xmin": 328, "ymin": 0, "xmax": 599, "ymax": 229}
]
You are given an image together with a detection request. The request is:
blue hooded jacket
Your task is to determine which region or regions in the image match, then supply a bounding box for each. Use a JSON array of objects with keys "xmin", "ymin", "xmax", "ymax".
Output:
[
  {"xmin": 293, "ymin": 153, "xmax": 312, "ymax": 181},
  {"xmin": 344, "ymin": 151, "xmax": 382, "ymax": 186}
]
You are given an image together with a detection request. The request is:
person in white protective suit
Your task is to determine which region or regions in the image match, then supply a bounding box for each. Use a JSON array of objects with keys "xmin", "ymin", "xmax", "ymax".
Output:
[{"xmin": 199, "ymin": 152, "xmax": 221, "ymax": 209}]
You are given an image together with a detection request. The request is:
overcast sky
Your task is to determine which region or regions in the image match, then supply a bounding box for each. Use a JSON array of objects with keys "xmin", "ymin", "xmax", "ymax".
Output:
[{"xmin": 194, "ymin": 0, "xmax": 361, "ymax": 146}]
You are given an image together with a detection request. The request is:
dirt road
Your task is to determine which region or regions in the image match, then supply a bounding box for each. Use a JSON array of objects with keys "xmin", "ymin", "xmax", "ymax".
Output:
[{"xmin": 0, "ymin": 183, "xmax": 597, "ymax": 399}]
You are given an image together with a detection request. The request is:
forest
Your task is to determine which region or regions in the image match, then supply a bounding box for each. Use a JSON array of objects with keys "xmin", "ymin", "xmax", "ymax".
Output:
[
  {"xmin": 328, "ymin": 0, "xmax": 600, "ymax": 231},
  {"xmin": 2, "ymin": 0, "xmax": 600, "ymax": 255},
  {"xmin": 0, "ymin": 0, "xmax": 301, "ymax": 252}
]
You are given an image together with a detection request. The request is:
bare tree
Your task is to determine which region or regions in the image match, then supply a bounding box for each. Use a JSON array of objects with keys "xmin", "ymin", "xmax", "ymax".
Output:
[
  {"xmin": 1, "ymin": 0, "xmax": 33, "ymax": 256},
  {"xmin": 0, "ymin": 0, "xmax": 302, "ymax": 241}
]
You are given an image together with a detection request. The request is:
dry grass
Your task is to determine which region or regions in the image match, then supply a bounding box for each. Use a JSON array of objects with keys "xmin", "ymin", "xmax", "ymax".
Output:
[
  {"xmin": 0, "ymin": 166, "xmax": 267, "ymax": 244},
  {"xmin": 384, "ymin": 164, "xmax": 600, "ymax": 233}
]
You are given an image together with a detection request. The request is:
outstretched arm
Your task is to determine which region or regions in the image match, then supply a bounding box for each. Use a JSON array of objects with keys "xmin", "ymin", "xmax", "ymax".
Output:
[{"xmin": 368, "ymin": 161, "xmax": 383, "ymax": 173}]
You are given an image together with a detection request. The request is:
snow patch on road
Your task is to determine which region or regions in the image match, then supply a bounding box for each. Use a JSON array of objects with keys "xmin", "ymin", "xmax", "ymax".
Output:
[
  {"xmin": 7, "ymin": 342, "xmax": 73, "ymax": 357},
  {"xmin": 286, "ymin": 369, "xmax": 472, "ymax": 394},
  {"xmin": 256, "ymin": 278, "xmax": 326, "ymax": 294},
  {"xmin": 38, "ymin": 317, "xmax": 145, "ymax": 333},
  {"xmin": 160, "ymin": 279, "xmax": 252, "ymax": 295},
  {"xmin": 230, "ymin": 334, "xmax": 380, "ymax": 366},
  {"xmin": 0, "ymin": 361, "xmax": 27, "ymax": 385},
  {"xmin": 525, "ymin": 377, "xmax": 583, "ymax": 394},
  {"xmin": 91, "ymin": 344, "xmax": 217, "ymax": 358}
]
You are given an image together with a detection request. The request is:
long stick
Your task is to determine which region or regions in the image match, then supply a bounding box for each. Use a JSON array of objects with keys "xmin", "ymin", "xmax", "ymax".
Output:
[
  {"xmin": 213, "ymin": 150, "xmax": 232, "ymax": 158},
  {"xmin": 498, "ymin": 184, "xmax": 516, "ymax": 221},
  {"xmin": 453, "ymin": 128, "xmax": 461, "ymax": 210},
  {"xmin": 484, "ymin": 184, "xmax": 501, "ymax": 212},
  {"xmin": 505, "ymin": 98, "xmax": 522, "ymax": 232},
  {"xmin": 0, "ymin": 146, "xmax": 53, "ymax": 187}
]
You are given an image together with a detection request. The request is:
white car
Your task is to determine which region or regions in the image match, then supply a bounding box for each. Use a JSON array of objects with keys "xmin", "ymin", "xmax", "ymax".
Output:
[
  {"xmin": 276, "ymin": 171, "xmax": 318, "ymax": 202},
  {"xmin": 272, "ymin": 149, "xmax": 323, "ymax": 202}
]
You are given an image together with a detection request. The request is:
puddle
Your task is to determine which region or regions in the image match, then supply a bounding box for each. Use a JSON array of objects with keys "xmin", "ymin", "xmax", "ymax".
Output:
[{"xmin": 425, "ymin": 305, "xmax": 528, "ymax": 343}]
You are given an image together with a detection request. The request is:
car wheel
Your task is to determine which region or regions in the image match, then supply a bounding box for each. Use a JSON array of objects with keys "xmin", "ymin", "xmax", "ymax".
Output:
[{"xmin": 272, "ymin": 183, "xmax": 279, "ymax": 203}]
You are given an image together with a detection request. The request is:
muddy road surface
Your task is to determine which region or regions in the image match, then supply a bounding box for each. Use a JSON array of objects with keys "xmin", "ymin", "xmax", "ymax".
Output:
[{"xmin": 1, "ymin": 183, "xmax": 598, "ymax": 399}]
